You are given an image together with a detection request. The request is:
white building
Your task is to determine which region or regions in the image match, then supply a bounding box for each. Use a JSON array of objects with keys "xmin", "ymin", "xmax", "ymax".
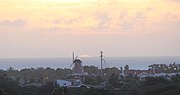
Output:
[
  {"xmin": 55, "ymin": 79, "xmax": 82, "ymax": 87},
  {"xmin": 55, "ymin": 80, "xmax": 72, "ymax": 87},
  {"xmin": 137, "ymin": 72, "xmax": 151, "ymax": 80},
  {"xmin": 151, "ymin": 72, "xmax": 180, "ymax": 77},
  {"xmin": 138, "ymin": 72, "xmax": 180, "ymax": 80}
]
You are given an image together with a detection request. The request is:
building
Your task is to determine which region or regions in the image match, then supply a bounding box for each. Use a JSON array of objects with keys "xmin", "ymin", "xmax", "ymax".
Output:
[
  {"xmin": 55, "ymin": 80, "xmax": 72, "ymax": 87},
  {"xmin": 69, "ymin": 58, "xmax": 88, "ymax": 82},
  {"xmin": 125, "ymin": 70, "xmax": 153, "ymax": 76},
  {"xmin": 55, "ymin": 79, "xmax": 90, "ymax": 88},
  {"xmin": 121, "ymin": 65, "xmax": 180, "ymax": 80}
]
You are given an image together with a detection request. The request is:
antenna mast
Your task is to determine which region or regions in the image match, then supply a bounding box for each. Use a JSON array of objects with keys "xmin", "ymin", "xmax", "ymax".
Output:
[
  {"xmin": 100, "ymin": 51, "xmax": 103, "ymax": 76},
  {"xmin": 72, "ymin": 52, "xmax": 75, "ymax": 62}
]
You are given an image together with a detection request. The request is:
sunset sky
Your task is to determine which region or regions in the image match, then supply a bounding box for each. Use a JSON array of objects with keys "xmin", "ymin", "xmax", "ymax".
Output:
[{"xmin": 0, "ymin": 0, "xmax": 180, "ymax": 58}]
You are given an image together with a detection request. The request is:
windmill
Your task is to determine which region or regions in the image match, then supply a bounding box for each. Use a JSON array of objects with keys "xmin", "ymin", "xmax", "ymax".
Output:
[{"xmin": 70, "ymin": 52, "xmax": 86, "ymax": 76}]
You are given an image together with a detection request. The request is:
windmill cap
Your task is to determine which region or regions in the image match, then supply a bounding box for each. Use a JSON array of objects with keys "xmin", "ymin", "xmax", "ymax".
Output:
[{"xmin": 73, "ymin": 59, "xmax": 82, "ymax": 63}]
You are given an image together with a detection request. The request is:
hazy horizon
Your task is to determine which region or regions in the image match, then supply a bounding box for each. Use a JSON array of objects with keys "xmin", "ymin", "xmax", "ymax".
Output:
[
  {"xmin": 1, "ymin": 55, "xmax": 180, "ymax": 59},
  {"xmin": 1, "ymin": 56, "xmax": 180, "ymax": 70},
  {"xmin": 0, "ymin": 0, "xmax": 180, "ymax": 58}
]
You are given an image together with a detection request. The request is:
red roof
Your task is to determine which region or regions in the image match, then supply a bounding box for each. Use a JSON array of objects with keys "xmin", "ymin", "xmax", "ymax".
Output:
[{"xmin": 124, "ymin": 70, "xmax": 153, "ymax": 76}]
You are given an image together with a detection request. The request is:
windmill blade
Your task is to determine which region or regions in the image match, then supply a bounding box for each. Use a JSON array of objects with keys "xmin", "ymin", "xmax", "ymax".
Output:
[
  {"xmin": 73, "ymin": 52, "xmax": 75, "ymax": 60},
  {"xmin": 70, "ymin": 63, "xmax": 74, "ymax": 68},
  {"xmin": 75, "ymin": 56, "xmax": 78, "ymax": 60},
  {"xmin": 70, "ymin": 56, "xmax": 78, "ymax": 67},
  {"xmin": 71, "ymin": 52, "xmax": 75, "ymax": 68}
]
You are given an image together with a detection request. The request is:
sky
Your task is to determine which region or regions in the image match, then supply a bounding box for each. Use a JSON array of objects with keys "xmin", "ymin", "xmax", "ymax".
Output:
[{"xmin": 0, "ymin": 0, "xmax": 180, "ymax": 58}]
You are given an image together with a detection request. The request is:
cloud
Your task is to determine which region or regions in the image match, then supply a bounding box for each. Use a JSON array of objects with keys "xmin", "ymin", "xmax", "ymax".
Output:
[
  {"xmin": 41, "ymin": 26, "xmax": 78, "ymax": 33},
  {"xmin": 95, "ymin": 12, "xmax": 111, "ymax": 29},
  {"xmin": 119, "ymin": 21, "xmax": 134, "ymax": 32},
  {"xmin": 47, "ymin": 27, "xmax": 61, "ymax": 32},
  {"xmin": 64, "ymin": 17, "xmax": 83, "ymax": 25},
  {"xmin": 167, "ymin": 0, "xmax": 180, "ymax": 3},
  {"xmin": 164, "ymin": 12, "xmax": 179, "ymax": 20},
  {"xmin": 135, "ymin": 12, "xmax": 146, "ymax": 20},
  {"xmin": 119, "ymin": 10, "xmax": 128, "ymax": 20},
  {"xmin": 0, "ymin": 19, "xmax": 26, "ymax": 27},
  {"xmin": 53, "ymin": 19, "xmax": 61, "ymax": 24},
  {"xmin": 53, "ymin": 17, "xmax": 83, "ymax": 25},
  {"xmin": 116, "ymin": 11, "xmax": 145, "ymax": 32},
  {"xmin": 146, "ymin": 7, "xmax": 154, "ymax": 11},
  {"xmin": 97, "ymin": 0, "xmax": 119, "ymax": 5}
]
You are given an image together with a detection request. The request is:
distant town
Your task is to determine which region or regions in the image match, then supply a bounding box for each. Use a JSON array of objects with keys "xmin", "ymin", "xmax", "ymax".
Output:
[{"xmin": 0, "ymin": 53, "xmax": 180, "ymax": 95}]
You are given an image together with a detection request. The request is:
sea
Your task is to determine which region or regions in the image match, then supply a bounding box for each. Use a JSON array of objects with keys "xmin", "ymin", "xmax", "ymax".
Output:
[{"xmin": 0, "ymin": 56, "xmax": 180, "ymax": 70}]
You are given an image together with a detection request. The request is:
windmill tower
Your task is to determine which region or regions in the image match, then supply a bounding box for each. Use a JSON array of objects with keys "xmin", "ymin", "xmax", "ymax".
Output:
[{"xmin": 70, "ymin": 52, "xmax": 88, "ymax": 76}]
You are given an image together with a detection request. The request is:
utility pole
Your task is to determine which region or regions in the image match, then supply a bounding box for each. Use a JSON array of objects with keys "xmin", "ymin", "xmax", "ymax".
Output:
[
  {"xmin": 100, "ymin": 51, "xmax": 103, "ymax": 76},
  {"xmin": 41, "ymin": 74, "xmax": 44, "ymax": 87},
  {"xmin": 24, "ymin": 73, "xmax": 27, "ymax": 85}
]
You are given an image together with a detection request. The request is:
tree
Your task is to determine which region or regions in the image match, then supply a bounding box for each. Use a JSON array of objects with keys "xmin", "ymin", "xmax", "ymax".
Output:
[
  {"xmin": 108, "ymin": 73, "xmax": 121, "ymax": 87},
  {"xmin": 0, "ymin": 72, "xmax": 19, "ymax": 95},
  {"xmin": 124, "ymin": 65, "xmax": 129, "ymax": 71},
  {"xmin": 140, "ymin": 77, "xmax": 179, "ymax": 95}
]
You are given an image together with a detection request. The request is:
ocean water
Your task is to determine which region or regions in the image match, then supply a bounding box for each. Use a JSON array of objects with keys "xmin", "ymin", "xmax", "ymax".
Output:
[{"xmin": 0, "ymin": 56, "xmax": 180, "ymax": 70}]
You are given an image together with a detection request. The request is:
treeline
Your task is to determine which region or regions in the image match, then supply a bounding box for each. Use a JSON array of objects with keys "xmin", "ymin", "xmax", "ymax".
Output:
[
  {"xmin": 5, "ymin": 67, "xmax": 72, "ymax": 83},
  {"xmin": 69, "ymin": 74, "xmax": 180, "ymax": 95},
  {"xmin": 0, "ymin": 66, "xmax": 119, "ymax": 95},
  {"xmin": 3, "ymin": 66, "xmax": 119, "ymax": 84},
  {"xmin": 1, "ymin": 70, "xmax": 180, "ymax": 95},
  {"xmin": 0, "ymin": 71, "xmax": 54, "ymax": 95},
  {"xmin": 1, "ymin": 62, "xmax": 180, "ymax": 95},
  {"xmin": 148, "ymin": 62, "xmax": 180, "ymax": 73},
  {"xmin": 0, "ymin": 71, "xmax": 19, "ymax": 95},
  {"xmin": 4, "ymin": 62, "xmax": 180, "ymax": 84}
]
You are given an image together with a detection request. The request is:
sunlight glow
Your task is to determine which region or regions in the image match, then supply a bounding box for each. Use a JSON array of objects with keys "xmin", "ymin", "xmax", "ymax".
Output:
[
  {"xmin": 41, "ymin": 0, "xmax": 82, "ymax": 3},
  {"xmin": 79, "ymin": 55, "xmax": 92, "ymax": 58}
]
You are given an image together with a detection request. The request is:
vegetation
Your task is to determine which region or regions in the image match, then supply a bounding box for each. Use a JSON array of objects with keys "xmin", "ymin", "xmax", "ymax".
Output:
[
  {"xmin": 68, "ymin": 74, "xmax": 180, "ymax": 95},
  {"xmin": 0, "ymin": 71, "xmax": 19, "ymax": 95},
  {"xmin": 148, "ymin": 62, "xmax": 180, "ymax": 73},
  {"xmin": 140, "ymin": 76, "xmax": 180, "ymax": 95},
  {"xmin": 0, "ymin": 63, "xmax": 180, "ymax": 95},
  {"xmin": 0, "ymin": 70, "xmax": 54, "ymax": 95},
  {"xmin": 4, "ymin": 66, "xmax": 119, "ymax": 84}
]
